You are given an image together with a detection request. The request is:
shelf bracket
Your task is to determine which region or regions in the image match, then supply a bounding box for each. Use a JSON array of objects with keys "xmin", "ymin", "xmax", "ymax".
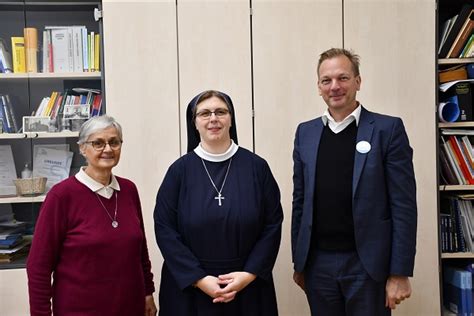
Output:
[{"xmin": 94, "ymin": 8, "xmax": 103, "ymax": 22}]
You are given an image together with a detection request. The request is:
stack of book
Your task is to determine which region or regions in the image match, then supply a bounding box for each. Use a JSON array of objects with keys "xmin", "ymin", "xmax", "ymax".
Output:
[
  {"xmin": 33, "ymin": 88, "xmax": 102, "ymax": 121},
  {"xmin": 440, "ymin": 196, "xmax": 474, "ymax": 253},
  {"xmin": 443, "ymin": 264, "xmax": 473, "ymax": 315},
  {"xmin": 0, "ymin": 94, "xmax": 19, "ymax": 133},
  {"xmin": 439, "ymin": 130, "xmax": 474, "ymax": 185},
  {"xmin": 439, "ymin": 4, "xmax": 474, "ymax": 58},
  {"xmin": 8, "ymin": 26, "xmax": 100, "ymax": 74},
  {"xmin": 0, "ymin": 208, "xmax": 29, "ymax": 264}
]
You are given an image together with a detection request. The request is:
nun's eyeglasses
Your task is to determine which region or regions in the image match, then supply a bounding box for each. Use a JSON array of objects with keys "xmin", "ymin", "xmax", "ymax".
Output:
[
  {"xmin": 195, "ymin": 108, "xmax": 230, "ymax": 119},
  {"xmin": 84, "ymin": 139, "xmax": 123, "ymax": 151}
]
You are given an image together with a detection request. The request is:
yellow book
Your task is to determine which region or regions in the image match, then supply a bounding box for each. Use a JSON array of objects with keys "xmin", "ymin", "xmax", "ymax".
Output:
[
  {"xmin": 94, "ymin": 34, "xmax": 100, "ymax": 72},
  {"xmin": 11, "ymin": 37, "xmax": 26, "ymax": 73},
  {"xmin": 43, "ymin": 91, "xmax": 58, "ymax": 117}
]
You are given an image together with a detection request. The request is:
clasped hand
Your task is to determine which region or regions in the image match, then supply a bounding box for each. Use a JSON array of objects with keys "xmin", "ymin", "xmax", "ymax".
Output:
[{"xmin": 195, "ymin": 272, "xmax": 256, "ymax": 303}]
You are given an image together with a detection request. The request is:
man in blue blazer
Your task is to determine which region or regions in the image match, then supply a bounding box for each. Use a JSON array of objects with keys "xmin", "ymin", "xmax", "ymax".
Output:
[{"xmin": 291, "ymin": 48, "xmax": 417, "ymax": 315}]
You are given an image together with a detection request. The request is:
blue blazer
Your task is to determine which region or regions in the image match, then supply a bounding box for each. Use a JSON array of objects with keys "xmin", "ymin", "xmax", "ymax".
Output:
[{"xmin": 291, "ymin": 107, "xmax": 417, "ymax": 282}]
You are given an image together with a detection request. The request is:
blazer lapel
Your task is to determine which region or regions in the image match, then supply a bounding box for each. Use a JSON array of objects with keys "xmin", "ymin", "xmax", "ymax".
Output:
[
  {"xmin": 306, "ymin": 119, "xmax": 324, "ymax": 194},
  {"xmin": 353, "ymin": 107, "xmax": 374, "ymax": 197}
]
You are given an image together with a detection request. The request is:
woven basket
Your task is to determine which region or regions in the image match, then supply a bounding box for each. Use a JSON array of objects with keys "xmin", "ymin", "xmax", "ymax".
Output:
[{"xmin": 14, "ymin": 177, "xmax": 47, "ymax": 196}]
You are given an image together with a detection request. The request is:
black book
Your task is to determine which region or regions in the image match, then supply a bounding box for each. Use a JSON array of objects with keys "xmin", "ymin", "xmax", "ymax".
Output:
[{"xmin": 439, "ymin": 4, "xmax": 473, "ymax": 58}]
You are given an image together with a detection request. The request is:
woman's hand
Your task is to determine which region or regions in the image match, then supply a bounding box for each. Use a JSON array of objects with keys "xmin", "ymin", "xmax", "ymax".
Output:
[
  {"xmin": 212, "ymin": 271, "xmax": 257, "ymax": 303},
  {"xmin": 195, "ymin": 276, "xmax": 222, "ymax": 298},
  {"xmin": 144, "ymin": 295, "xmax": 157, "ymax": 316}
]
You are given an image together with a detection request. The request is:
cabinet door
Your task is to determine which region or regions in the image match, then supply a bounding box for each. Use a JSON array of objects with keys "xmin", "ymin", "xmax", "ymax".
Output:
[
  {"xmin": 252, "ymin": 1, "xmax": 342, "ymax": 315},
  {"xmin": 101, "ymin": 0, "xmax": 179, "ymax": 268},
  {"xmin": 344, "ymin": 0, "xmax": 438, "ymax": 315},
  {"xmin": 177, "ymin": 0, "xmax": 253, "ymax": 152}
]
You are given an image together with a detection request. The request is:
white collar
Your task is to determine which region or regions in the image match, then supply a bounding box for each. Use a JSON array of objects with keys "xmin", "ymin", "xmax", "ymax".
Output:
[
  {"xmin": 194, "ymin": 140, "xmax": 239, "ymax": 162},
  {"xmin": 322, "ymin": 104, "xmax": 362, "ymax": 127},
  {"xmin": 75, "ymin": 167, "xmax": 121, "ymax": 199}
]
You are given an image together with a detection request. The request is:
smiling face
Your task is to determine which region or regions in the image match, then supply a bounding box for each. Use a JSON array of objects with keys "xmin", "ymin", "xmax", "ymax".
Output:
[
  {"xmin": 80, "ymin": 126, "xmax": 122, "ymax": 174},
  {"xmin": 194, "ymin": 96, "xmax": 232, "ymax": 150},
  {"xmin": 318, "ymin": 55, "xmax": 361, "ymax": 119}
]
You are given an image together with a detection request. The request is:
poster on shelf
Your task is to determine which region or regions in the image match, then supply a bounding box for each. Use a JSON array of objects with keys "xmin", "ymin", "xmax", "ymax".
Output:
[
  {"xmin": 32, "ymin": 146, "xmax": 73, "ymax": 190},
  {"xmin": 0, "ymin": 145, "xmax": 17, "ymax": 197}
]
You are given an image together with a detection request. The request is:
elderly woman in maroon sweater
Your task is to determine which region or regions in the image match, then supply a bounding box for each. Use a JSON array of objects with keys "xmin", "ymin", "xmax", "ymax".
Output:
[{"xmin": 27, "ymin": 115, "xmax": 157, "ymax": 316}]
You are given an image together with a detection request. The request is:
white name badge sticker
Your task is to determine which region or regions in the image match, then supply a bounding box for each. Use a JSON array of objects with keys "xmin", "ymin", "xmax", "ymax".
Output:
[{"xmin": 356, "ymin": 141, "xmax": 371, "ymax": 154}]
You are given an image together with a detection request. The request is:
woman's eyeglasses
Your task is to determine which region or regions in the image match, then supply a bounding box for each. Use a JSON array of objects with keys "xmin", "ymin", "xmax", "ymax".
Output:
[
  {"xmin": 85, "ymin": 139, "xmax": 123, "ymax": 151},
  {"xmin": 195, "ymin": 108, "xmax": 230, "ymax": 119}
]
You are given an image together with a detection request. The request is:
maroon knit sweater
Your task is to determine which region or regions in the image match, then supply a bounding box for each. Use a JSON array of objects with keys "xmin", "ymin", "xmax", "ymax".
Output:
[{"xmin": 27, "ymin": 176, "xmax": 155, "ymax": 316}]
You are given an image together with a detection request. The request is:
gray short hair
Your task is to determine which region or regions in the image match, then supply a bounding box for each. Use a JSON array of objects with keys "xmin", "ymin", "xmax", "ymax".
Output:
[{"xmin": 77, "ymin": 115, "xmax": 123, "ymax": 144}]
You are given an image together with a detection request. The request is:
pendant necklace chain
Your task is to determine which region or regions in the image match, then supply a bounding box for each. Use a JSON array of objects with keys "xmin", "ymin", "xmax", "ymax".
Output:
[
  {"xmin": 95, "ymin": 191, "xmax": 119, "ymax": 228},
  {"xmin": 201, "ymin": 158, "xmax": 232, "ymax": 206}
]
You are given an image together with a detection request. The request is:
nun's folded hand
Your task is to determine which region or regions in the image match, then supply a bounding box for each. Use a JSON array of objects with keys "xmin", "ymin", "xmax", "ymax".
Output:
[
  {"xmin": 195, "ymin": 276, "xmax": 222, "ymax": 299},
  {"xmin": 212, "ymin": 272, "xmax": 257, "ymax": 303}
]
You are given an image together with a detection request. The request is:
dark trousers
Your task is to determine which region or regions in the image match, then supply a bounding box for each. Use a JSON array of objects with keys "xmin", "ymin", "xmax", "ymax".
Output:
[{"xmin": 304, "ymin": 249, "xmax": 391, "ymax": 316}]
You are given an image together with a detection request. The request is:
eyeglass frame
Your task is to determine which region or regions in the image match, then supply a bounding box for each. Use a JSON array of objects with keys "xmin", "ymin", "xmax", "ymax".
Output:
[
  {"xmin": 84, "ymin": 139, "xmax": 123, "ymax": 151},
  {"xmin": 194, "ymin": 108, "xmax": 230, "ymax": 120}
]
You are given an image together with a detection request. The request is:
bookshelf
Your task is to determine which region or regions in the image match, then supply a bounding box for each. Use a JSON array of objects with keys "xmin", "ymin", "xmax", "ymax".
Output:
[
  {"xmin": 437, "ymin": 0, "xmax": 474, "ymax": 314},
  {"xmin": 0, "ymin": 0, "xmax": 104, "ymax": 269}
]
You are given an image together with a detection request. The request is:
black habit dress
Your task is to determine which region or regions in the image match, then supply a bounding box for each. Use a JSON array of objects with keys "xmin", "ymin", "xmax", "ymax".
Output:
[{"xmin": 154, "ymin": 146, "xmax": 283, "ymax": 316}]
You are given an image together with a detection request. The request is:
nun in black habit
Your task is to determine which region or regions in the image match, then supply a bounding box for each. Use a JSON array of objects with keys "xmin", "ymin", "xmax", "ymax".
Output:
[{"xmin": 154, "ymin": 90, "xmax": 283, "ymax": 316}]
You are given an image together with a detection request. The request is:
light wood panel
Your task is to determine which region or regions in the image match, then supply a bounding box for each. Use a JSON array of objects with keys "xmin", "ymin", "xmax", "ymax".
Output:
[
  {"xmin": 344, "ymin": 0, "xmax": 438, "ymax": 315},
  {"xmin": 252, "ymin": 1, "xmax": 342, "ymax": 315},
  {"xmin": 102, "ymin": 0, "xmax": 180, "ymax": 307},
  {"xmin": 177, "ymin": 0, "xmax": 253, "ymax": 152},
  {"xmin": 0, "ymin": 269, "xmax": 29, "ymax": 314}
]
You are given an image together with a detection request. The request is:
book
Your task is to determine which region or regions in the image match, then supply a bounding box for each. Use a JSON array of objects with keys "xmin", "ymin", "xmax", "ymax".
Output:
[
  {"xmin": 442, "ymin": 137, "xmax": 466, "ymax": 184},
  {"xmin": 460, "ymin": 34, "xmax": 474, "ymax": 58},
  {"xmin": 0, "ymin": 96, "xmax": 13, "ymax": 133},
  {"xmin": 89, "ymin": 32, "xmax": 94, "ymax": 72},
  {"xmin": 71, "ymin": 26, "xmax": 84, "ymax": 72},
  {"xmin": 11, "ymin": 37, "xmax": 26, "ymax": 73},
  {"xmin": 440, "ymin": 146, "xmax": 459, "ymax": 185},
  {"xmin": 440, "ymin": 4, "xmax": 473, "ymax": 58},
  {"xmin": 91, "ymin": 94, "xmax": 103, "ymax": 117},
  {"xmin": 94, "ymin": 33, "xmax": 100, "ymax": 72},
  {"xmin": 24, "ymin": 27, "xmax": 38, "ymax": 73},
  {"xmin": 447, "ymin": 9, "xmax": 474, "ymax": 58},
  {"xmin": 0, "ymin": 39, "xmax": 13, "ymax": 73},
  {"xmin": 82, "ymin": 27, "xmax": 88, "ymax": 72},
  {"xmin": 449, "ymin": 136, "xmax": 474, "ymax": 184},
  {"xmin": 50, "ymin": 28, "xmax": 71, "ymax": 73},
  {"xmin": 443, "ymin": 265, "xmax": 472, "ymax": 315},
  {"xmin": 3, "ymin": 95, "xmax": 19, "ymax": 133}
]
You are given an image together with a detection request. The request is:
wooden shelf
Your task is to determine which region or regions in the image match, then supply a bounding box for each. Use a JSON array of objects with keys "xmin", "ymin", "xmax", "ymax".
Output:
[
  {"xmin": 0, "ymin": 131, "xmax": 79, "ymax": 140},
  {"xmin": 0, "ymin": 72, "xmax": 101, "ymax": 80},
  {"xmin": 442, "ymin": 252, "xmax": 474, "ymax": 259},
  {"xmin": 439, "ymin": 122, "xmax": 474, "ymax": 128},
  {"xmin": 0, "ymin": 195, "xmax": 45, "ymax": 204},
  {"xmin": 439, "ymin": 185, "xmax": 474, "ymax": 191},
  {"xmin": 438, "ymin": 57, "xmax": 474, "ymax": 65}
]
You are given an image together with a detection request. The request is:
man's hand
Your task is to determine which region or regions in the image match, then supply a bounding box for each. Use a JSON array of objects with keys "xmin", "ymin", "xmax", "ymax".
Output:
[
  {"xmin": 293, "ymin": 271, "xmax": 305, "ymax": 291},
  {"xmin": 385, "ymin": 275, "xmax": 412, "ymax": 309}
]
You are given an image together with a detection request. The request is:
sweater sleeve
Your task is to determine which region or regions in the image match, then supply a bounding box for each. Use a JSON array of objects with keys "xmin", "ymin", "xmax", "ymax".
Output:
[
  {"xmin": 26, "ymin": 190, "xmax": 67, "ymax": 316},
  {"xmin": 131, "ymin": 183, "xmax": 155, "ymax": 295}
]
